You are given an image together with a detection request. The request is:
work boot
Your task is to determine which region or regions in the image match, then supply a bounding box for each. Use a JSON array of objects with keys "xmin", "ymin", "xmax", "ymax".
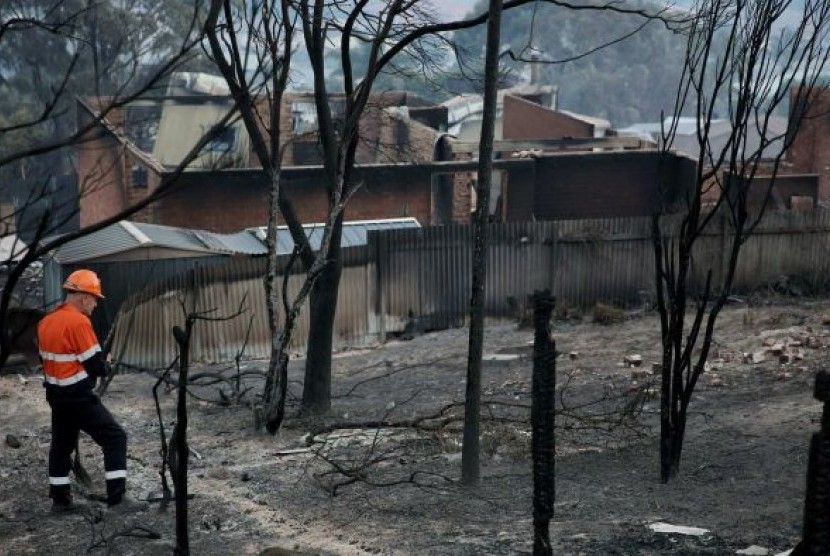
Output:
[
  {"xmin": 51, "ymin": 499, "xmax": 88, "ymax": 514},
  {"xmin": 107, "ymin": 497, "xmax": 149, "ymax": 514}
]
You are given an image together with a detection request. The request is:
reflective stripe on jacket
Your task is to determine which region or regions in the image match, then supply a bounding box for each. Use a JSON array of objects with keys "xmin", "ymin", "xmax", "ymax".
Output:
[{"xmin": 37, "ymin": 303, "xmax": 101, "ymax": 385}]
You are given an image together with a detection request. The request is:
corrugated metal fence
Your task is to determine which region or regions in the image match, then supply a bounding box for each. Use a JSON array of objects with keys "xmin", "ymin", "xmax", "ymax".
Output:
[
  {"xmin": 109, "ymin": 248, "xmax": 374, "ymax": 369},
  {"xmin": 111, "ymin": 209, "xmax": 830, "ymax": 369}
]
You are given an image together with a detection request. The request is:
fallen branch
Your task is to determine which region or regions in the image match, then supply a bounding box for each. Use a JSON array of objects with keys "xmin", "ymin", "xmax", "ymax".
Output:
[
  {"xmin": 87, "ymin": 523, "xmax": 161, "ymax": 553},
  {"xmin": 151, "ymin": 367, "xmax": 267, "ymax": 405},
  {"xmin": 337, "ymin": 356, "xmax": 464, "ymax": 398},
  {"xmin": 306, "ymin": 400, "xmax": 465, "ymax": 444},
  {"xmin": 307, "ymin": 392, "xmax": 646, "ymax": 445},
  {"xmin": 317, "ymin": 459, "xmax": 456, "ymax": 496},
  {"xmin": 306, "ymin": 365, "xmax": 649, "ymax": 499}
]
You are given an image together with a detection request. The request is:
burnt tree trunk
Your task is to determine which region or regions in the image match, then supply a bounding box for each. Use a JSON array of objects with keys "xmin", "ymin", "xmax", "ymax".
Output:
[
  {"xmin": 264, "ymin": 351, "xmax": 290, "ymax": 434},
  {"xmin": 531, "ymin": 291, "xmax": 556, "ymax": 556},
  {"xmin": 461, "ymin": 0, "xmax": 502, "ymax": 486},
  {"xmin": 793, "ymin": 370, "xmax": 830, "ymax": 555},
  {"xmin": 302, "ymin": 221, "xmax": 344, "ymax": 414},
  {"xmin": 172, "ymin": 321, "xmax": 194, "ymax": 556}
]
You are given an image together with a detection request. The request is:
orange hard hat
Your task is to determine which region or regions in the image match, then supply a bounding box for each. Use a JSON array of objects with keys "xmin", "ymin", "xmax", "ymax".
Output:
[{"xmin": 63, "ymin": 269, "xmax": 105, "ymax": 299}]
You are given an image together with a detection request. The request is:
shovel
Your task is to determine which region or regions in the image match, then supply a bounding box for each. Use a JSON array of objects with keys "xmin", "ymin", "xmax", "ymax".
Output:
[{"xmin": 70, "ymin": 441, "xmax": 93, "ymax": 488}]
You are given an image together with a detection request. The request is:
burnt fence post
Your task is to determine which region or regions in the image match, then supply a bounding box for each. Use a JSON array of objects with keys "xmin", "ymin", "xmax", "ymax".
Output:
[
  {"xmin": 172, "ymin": 320, "xmax": 194, "ymax": 556},
  {"xmin": 531, "ymin": 290, "xmax": 556, "ymax": 556},
  {"xmin": 794, "ymin": 370, "xmax": 830, "ymax": 555}
]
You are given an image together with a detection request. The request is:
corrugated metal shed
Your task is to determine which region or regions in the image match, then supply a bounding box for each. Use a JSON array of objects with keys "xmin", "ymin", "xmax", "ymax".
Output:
[
  {"xmin": 49, "ymin": 221, "xmax": 268, "ymax": 263},
  {"xmin": 44, "ymin": 218, "xmax": 419, "ymax": 344},
  {"xmin": 50, "ymin": 219, "xmax": 417, "ymax": 263},
  {"xmin": 250, "ymin": 217, "xmax": 421, "ymax": 254},
  {"xmin": 49, "ymin": 223, "xmax": 139, "ymax": 263},
  {"xmin": 43, "ymin": 221, "xmax": 268, "ymax": 339}
]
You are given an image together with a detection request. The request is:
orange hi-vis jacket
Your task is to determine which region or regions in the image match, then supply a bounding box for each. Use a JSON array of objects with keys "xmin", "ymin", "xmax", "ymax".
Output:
[{"xmin": 38, "ymin": 303, "xmax": 101, "ymax": 386}]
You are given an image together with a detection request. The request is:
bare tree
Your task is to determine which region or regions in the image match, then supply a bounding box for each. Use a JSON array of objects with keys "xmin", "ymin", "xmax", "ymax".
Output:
[
  {"xmin": 170, "ymin": 318, "xmax": 195, "ymax": 556},
  {"xmin": 653, "ymin": 0, "xmax": 830, "ymax": 482},
  {"xmin": 204, "ymin": 0, "xmax": 335, "ymax": 434},
  {"xmin": 456, "ymin": 0, "xmax": 680, "ymax": 485},
  {"xmin": 168, "ymin": 301, "xmax": 247, "ymax": 555},
  {"xmin": 294, "ymin": 0, "xmax": 436, "ymax": 418},
  {"xmin": 530, "ymin": 291, "xmax": 556, "ymax": 556},
  {"xmin": 462, "ymin": 0, "xmax": 503, "ymax": 486}
]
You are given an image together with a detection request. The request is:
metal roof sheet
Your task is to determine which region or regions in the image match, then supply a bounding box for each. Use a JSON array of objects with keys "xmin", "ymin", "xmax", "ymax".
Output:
[
  {"xmin": 50, "ymin": 221, "xmax": 267, "ymax": 263},
  {"xmin": 50, "ymin": 222, "xmax": 139, "ymax": 263},
  {"xmin": 192, "ymin": 229, "xmax": 268, "ymax": 255},
  {"xmin": 48, "ymin": 218, "xmax": 421, "ymax": 264},
  {"xmin": 251, "ymin": 217, "xmax": 421, "ymax": 255},
  {"xmin": 132, "ymin": 222, "xmax": 213, "ymax": 252},
  {"xmin": 49, "ymin": 218, "xmax": 418, "ymax": 263}
]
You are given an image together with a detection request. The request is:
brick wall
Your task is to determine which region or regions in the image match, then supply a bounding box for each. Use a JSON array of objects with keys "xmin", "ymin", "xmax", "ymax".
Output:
[
  {"xmin": 156, "ymin": 179, "xmax": 268, "ymax": 232},
  {"xmin": 788, "ymin": 87, "xmax": 830, "ymax": 202},
  {"xmin": 77, "ymin": 109, "xmax": 127, "ymax": 227},
  {"xmin": 135, "ymin": 93, "xmax": 441, "ymax": 231},
  {"xmin": 125, "ymin": 161, "xmax": 159, "ymax": 224},
  {"xmin": 344, "ymin": 177, "xmax": 431, "ymax": 223},
  {"xmin": 361, "ymin": 106, "xmax": 437, "ymax": 164},
  {"xmin": 451, "ymin": 174, "xmax": 474, "ymax": 223},
  {"xmin": 448, "ymin": 147, "xmax": 475, "ymax": 224},
  {"xmin": 248, "ymin": 94, "xmax": 299, "ymax": 167},
  {"xmin": 502, "ymin": 94, "xmax": 594, "ymax": 140},
  {"xmin": 280, "ymin": 94, "xmax": 440, "ymax": 167},
  {"xmin": 155, "ymin": 167, "xmax": 434, "ymax": 232},
  {"xmin": 721, "ymin": 174, "xmax": 820, "ymax": 210},
  {"xmin": 77, "ymin": 103, "xmax": 165, "ymax": 227},
  {"xmin": 514, "ymin": 151, "xmax": 668, "ymax": 220}
]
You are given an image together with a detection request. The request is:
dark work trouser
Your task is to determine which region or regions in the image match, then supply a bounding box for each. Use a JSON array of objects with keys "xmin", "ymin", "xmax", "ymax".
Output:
[{"xmin": 46, "ymin": 385, "xmax": 128, "ymax": 505}]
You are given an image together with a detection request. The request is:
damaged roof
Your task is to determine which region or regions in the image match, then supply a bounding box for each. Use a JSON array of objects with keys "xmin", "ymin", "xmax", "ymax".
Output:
[
  {"xmin": 250, "ymin": 217, "xmax": 422, "ymax": 255},
  {"xmin": 49, "ymin": 221, "xmax": 267, "ymax": 264},
  {"xmin": 48, "ymin": 218, "xmax": 421, "ymax": 263}
]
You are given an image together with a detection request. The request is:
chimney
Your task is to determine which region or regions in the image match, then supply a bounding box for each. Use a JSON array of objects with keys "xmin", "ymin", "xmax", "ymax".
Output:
[{"xmin": 530, "ymin": 51, "xmax": 541, "ymax": 85}]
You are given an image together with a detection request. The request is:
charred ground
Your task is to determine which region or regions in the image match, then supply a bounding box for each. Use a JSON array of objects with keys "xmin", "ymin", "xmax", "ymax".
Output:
[{"xmin": 0, "ymin": 297, "xmax": 824, "ymax": 555}]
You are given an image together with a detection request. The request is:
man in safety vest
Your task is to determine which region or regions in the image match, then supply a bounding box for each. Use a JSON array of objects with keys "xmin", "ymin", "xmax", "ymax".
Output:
[{"xmin": 38, "ymin": 269, "xmax": 147, "ymax": 514}]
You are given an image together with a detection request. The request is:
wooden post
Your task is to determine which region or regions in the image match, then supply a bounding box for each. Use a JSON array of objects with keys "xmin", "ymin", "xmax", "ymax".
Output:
[
  {"xmin": 531, "ymin": 290, "xmax": 556, "ymax": 555},
  {"xmin": 172, "ymin": 321, "xmax": 193, "ymax": 556},
  {"xmin": 794, "ymin": 371, "xmax": 830, "ymax": 555}
]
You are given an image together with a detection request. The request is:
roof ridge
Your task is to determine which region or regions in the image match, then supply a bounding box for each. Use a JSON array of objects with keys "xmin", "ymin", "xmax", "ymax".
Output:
[{"xmin": 120, "ymin": 221, "xmax": 153, "ymax": 245}]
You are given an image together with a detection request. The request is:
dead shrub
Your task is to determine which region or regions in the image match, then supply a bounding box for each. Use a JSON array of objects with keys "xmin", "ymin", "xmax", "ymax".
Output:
[
  {"xmin": 554, "ymin": 299, "xmax": 583, "ymax": 322},
  {"xmin": 592, "ymin": 303, "xmax": 625, "ymax": 325},
  {"xmin": 480, "ymin": 424, "xmax": 530, "ymax": 459}
]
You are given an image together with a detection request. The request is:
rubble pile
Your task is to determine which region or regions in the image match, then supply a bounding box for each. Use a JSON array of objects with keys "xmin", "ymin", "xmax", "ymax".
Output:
[{"xmin": 616, "ymin": 319, "xmax": 830, "ymax": 393}]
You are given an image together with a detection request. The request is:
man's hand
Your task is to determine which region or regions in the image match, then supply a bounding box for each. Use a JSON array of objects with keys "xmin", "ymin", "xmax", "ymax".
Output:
[{"xmin": 82, "ymin": 352, "xmax": 111, "ymax": 380}]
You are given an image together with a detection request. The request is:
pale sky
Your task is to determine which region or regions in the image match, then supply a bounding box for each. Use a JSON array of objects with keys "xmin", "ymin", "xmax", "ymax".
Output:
[{"xmin": 441, "ymin": 0, "xmax": 479, "ymax": 21}]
